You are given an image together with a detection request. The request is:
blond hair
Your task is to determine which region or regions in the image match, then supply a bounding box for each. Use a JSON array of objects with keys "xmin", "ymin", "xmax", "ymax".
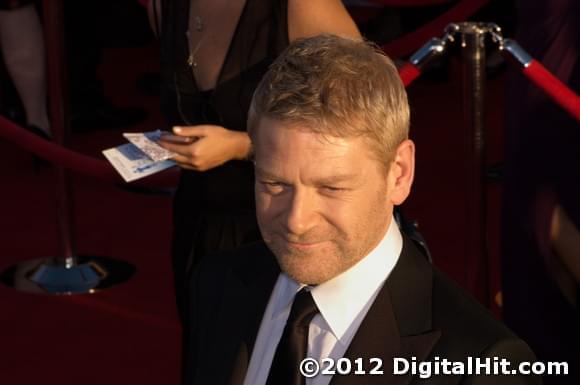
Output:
[{"xmin": 247, "ymin": 34, "xmax": 410, "ymax": 169}]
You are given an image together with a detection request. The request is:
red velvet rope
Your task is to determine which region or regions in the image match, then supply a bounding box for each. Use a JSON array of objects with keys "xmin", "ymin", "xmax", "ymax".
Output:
[
  {"xmin": 521, "ymin": 60, "xmax": 580, "ymax": 122},
  {"xmin": 0, "ymin": 115, "xmax": 178, "ymax": 187},
  {"xmin": 381, "ymin": 0, "xmax": 489, "ymax": 58},
  {"xmin": 398, "ymin": 62, "xmax": 421, "ymax": 87},
  {"xmin": 0, "ymin": 115, "xmax": 119, "ymax": 181}
]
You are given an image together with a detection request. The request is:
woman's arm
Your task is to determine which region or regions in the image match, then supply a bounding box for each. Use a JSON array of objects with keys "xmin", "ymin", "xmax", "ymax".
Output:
[
  {"xmin": 159, "ymin": 125, "xmax": 251, "ymax": 171},
  {"xmin": 288, "ymin": 0, "xmax": 361, "ymax": 41}
]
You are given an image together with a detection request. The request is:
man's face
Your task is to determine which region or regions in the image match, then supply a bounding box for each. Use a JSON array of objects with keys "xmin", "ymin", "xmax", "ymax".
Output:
[{"xmin": 253, "ymin": 117, "xmax": 397, "ymax": 285}]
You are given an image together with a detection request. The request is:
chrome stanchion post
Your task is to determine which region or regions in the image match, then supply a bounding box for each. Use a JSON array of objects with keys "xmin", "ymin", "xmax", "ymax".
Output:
[
  {"xmin": 456, "ymin": 22, "xmax": 500, "ymax": 305},
  {"xmin": 0, "ymin": 0, "xmax": 134, "ymax": 294},
  {"xmin": 44, "ymin": 0, "xmax": 76, "ymax": 270}
]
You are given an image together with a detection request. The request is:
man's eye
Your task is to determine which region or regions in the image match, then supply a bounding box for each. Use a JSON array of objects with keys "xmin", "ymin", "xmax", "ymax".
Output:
[
  {"xmin": 261, "ymin": 181, "xmax": 285, "ymax": 194},
  {"xmin": 321, "ymin": 186, "xmax": 345, "ymax": 193}
]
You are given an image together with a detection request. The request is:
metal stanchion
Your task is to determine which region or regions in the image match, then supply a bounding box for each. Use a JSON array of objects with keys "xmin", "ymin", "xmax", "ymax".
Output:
[
  {"xmin": 0, "ymin": 0, "xmax": 134, "ymax": 294},
  {"xmin": 454, "ymin": 22, "xmax": 502, "ymax": 305}
]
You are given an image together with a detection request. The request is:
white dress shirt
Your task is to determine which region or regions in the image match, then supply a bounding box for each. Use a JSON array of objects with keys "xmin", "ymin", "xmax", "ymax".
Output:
[{"xmin": 243, "ymin": 217, "xmax": 403, "ymax": 385}]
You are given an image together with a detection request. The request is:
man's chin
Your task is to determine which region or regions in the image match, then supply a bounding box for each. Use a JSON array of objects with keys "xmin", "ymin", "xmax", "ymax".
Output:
[
  {"xmin": 269, "ymin": 243, "xmax": 321, "ymax": 264},
  {"xmin": 274, "ymin": 253, "xmax": 336, "ymax": 285},
  {"xmin": 281, "ymin": 266, "xmax": 333, "ymax": 285}
]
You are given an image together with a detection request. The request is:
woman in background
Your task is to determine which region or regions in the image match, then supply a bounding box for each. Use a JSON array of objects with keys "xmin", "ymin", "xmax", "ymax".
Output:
[{"xmin": 150, "ymin": 0, "xmax": 360, "ymax": 321}]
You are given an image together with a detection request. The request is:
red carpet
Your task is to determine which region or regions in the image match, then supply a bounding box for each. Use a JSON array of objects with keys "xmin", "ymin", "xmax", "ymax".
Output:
[{"xmin": 0, "ymin": 41, "xmax": 506, "ymax": 384}]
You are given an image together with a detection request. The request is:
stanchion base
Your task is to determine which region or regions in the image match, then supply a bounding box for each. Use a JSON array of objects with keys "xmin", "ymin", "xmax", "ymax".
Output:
[{"xmin": 0, "ymin": 256, "xmax": 135, "ymax": 295}]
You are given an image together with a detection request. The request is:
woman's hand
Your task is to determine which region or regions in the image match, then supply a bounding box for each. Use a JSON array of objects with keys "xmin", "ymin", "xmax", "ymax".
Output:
[{"xmin": 158, "ymin": 125, "xmax": 251, "ymax": 171}]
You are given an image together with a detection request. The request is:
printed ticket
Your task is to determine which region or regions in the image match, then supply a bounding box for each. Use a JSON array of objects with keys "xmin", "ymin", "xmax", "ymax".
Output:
[{"xmin": 102, "ymin": 143, "xmax": 175, "ymax": 182}]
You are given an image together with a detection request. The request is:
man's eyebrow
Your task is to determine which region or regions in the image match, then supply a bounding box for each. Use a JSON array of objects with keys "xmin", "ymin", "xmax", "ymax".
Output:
[
  {"xmin": 254, "ymin": 166, "xmax": 285, "ymax": 181},
  {"xmin": 314, "ymin": 174, "xmax": 359, "ymax": 185},
  {"xmin": 255, "ymin": 165, "xmax": 358, "ymax": 185}
]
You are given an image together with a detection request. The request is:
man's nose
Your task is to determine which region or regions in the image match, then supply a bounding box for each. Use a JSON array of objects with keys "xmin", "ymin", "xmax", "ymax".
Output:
[{"xmin": 283, "ymin": 189, "xmax": 317, "ymax": 236}]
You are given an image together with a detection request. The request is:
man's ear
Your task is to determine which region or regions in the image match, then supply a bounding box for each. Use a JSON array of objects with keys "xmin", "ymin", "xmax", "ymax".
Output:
[{"xmin": 388, "ymin": 139, "xmax": 415, "ymax": 205}]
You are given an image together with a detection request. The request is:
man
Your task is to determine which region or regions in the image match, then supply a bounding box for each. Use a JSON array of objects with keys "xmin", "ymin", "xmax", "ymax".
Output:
[{"xmin": 184, "ymin": 35, "xmax": 541, "ymax": 385}]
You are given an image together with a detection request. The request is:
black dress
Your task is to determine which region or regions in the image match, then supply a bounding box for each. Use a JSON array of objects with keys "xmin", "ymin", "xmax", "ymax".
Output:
[{"xmin": 159, "ymin": 0, "xmax": 289, "ymax": 319}]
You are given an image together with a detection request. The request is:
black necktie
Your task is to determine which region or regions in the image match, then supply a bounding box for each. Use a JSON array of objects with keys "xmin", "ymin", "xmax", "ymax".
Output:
[{"xmin": 266, "ymin": 288, "xmax": 319, "ymax": 385}]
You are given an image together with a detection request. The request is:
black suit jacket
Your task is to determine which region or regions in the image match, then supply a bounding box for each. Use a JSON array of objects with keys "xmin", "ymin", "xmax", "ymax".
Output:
[{"xmin": 184, "ymin": 237, "xmax": 542, "ymax": 385}]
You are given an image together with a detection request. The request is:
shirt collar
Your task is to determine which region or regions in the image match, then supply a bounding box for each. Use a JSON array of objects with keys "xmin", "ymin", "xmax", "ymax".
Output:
[{"xmin": 272, "ymin": 217, "xmax": 402, "ymax": 343}]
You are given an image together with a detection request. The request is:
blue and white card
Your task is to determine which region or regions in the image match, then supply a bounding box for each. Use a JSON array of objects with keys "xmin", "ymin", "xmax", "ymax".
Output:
[{"xmin": 103, "ymin": 143, "xmax": 175, "ymax": 182}]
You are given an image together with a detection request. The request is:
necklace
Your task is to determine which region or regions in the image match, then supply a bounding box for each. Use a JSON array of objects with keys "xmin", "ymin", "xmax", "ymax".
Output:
[
  {"xmin": 186, "ymin": 32, "xmax": 205, "ymax": 68},
  {"xmin": 187, "ymin": 1, "xmax": 238, "ymax": 71},
  {"xmin": 187, "ymin": 2, "xmax": 211, "ymax": 69}
]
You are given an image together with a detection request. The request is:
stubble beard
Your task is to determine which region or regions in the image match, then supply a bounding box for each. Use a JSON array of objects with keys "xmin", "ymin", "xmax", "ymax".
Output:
[{"xmin": 264, "ymin": 231, "xmax": 360, "ymax": 285}]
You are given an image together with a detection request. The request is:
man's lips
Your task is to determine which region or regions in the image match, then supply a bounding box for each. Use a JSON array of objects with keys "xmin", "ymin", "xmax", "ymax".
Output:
[{"xmin": 285, "ymin": 240, "xmax": 326, "ymax": 250}]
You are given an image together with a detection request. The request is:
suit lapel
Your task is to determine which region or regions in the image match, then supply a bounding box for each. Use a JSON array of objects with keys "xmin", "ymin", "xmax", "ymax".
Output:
[{"xmin": 330, "ymin": 236, "xmax": 441, "ymax": 385}]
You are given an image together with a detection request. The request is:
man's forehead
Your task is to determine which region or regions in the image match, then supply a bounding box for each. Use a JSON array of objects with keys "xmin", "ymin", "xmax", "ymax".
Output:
[
  {"xmin": 255, "ymin": 163, "xmax": 359, "ymax": 181},
  {"xmin": 254, "ymin": 117, "xmax": 359, "ymax": 152}
]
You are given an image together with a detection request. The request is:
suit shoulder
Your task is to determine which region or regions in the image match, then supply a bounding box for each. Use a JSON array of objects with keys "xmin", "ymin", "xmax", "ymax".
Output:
[
  {"xmin": 431, "ymin": 268, "xmax": 523, "ymax": 357},
  {"xmin": 190, "ymin": 241, "xmax": 277, "ymax": 295},
  {"xmin": 196, "ymin": 242, "xmax": 272, "ymax": 277},
  {"xmin": 187, "ymin": 241, "xmax": 277, "ymax": 329}
]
